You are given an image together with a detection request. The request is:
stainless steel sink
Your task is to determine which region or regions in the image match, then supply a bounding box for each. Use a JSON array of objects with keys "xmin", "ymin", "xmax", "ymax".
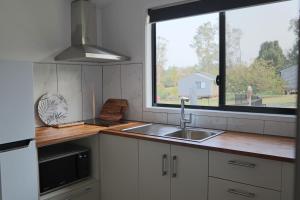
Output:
[
  {"xmin": 165, "ymin": 128, "xmax": 223, "ymax": 141},
  {"xmin": 122, "ymin": 124, "xmax": 223, "ymax": 142},
  {"xmin": 122, "ymin": 124, "xmax": 181, "ymax": 136}
]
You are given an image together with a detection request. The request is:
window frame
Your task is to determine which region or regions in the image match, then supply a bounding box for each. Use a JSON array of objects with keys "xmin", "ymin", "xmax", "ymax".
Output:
[{"xmin": 150, "ymin": 0, "xmax": 297, "ymax": 115}]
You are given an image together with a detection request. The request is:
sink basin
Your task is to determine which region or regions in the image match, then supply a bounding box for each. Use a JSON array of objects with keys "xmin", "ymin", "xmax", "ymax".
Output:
[
  {"xmin": 122, "ymin": 124, "xmax": 181, "ymax": 136},
  {"xmin": 123, "ymin": 124, "xmax": 223, "ymax": 142},
  {"xmin": 165, "ymin": 129, "xmax": 223, "ymax": 141}
]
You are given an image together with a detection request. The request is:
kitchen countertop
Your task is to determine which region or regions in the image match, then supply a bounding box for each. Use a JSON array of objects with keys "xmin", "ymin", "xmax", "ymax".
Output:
[
  {"xmin": 36, "ymin": 122, "xmax": 296, "ymax": 162},
  {"xmin": 35, "ymin": 121, "xmax": 143, "ymax": 147}
]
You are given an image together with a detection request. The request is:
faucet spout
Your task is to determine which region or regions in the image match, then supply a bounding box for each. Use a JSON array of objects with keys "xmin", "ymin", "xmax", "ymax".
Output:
[{"xmin": 180, "ymin": 96, "xmax": 192, "ymax": 130}]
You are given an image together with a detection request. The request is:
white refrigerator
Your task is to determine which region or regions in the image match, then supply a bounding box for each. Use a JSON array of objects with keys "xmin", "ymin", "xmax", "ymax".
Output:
[{"xmin": 0, "ymin": 61, "xmax": 39, "ymax": 200}]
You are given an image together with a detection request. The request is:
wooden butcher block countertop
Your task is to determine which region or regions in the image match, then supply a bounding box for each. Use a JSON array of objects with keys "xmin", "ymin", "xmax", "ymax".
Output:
[
  {"xmin": 36, "ymin": 121, "xmax": 295, "ymax": 162},
  {"xmin": 35, "ymin": 121, "xmax": 142, "ymax": 147}
]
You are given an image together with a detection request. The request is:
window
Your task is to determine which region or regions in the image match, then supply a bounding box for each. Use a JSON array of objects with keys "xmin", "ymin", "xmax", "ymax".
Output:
[{"xmin": 150, "ymin": 0, "xmax": 298, "ymax": 114}]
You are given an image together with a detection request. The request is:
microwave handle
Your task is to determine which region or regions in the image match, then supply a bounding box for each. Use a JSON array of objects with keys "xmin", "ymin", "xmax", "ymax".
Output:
[{"xmin": 77, "ymin": 152, "xmax": 90, "ymax": 179}]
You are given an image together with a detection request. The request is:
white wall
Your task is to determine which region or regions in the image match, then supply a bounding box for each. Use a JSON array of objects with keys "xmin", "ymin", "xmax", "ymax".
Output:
[
  {"xmin": 0, "ymin": 0, "xmax": 102, "ymax": 62},
  {"xmin": 0, "ymin": 0, "xmax": 71, "ymax": 62},
  {"xmin": 96, "ymin": 0, "xmax": 297, "ymax": 137}
]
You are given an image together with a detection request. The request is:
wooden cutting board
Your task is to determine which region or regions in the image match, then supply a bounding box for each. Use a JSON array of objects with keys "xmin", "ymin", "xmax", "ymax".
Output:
[{"xmin": 99, "ymin": 99, "xmax": 128, "ymax": 121}]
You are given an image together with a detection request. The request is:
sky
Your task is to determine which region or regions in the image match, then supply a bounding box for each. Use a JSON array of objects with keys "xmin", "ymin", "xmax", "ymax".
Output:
[{"xmin": 156, "ymin": 0, "xmax": 299, "ymax": 69}]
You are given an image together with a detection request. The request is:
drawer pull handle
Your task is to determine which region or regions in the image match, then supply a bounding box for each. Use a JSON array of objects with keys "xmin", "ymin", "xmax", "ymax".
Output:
[
  {"xmin": 228, "ymin": 188, "xmax": 255, "ymax": 198},
  {"xmin": 228, "ymin": 160, "xmax": 256, "ymax": 168},
  {"xmin": 162, "ymin": 154, "xmax": 168, "ymax": 176},
  {"xmin": 172, "ymin": 155, "xmax": 177, "ymax": 178}
]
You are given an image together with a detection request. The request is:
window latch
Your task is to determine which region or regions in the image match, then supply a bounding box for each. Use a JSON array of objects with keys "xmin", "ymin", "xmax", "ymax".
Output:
[{"xmin": 216, "ymin": 75, "xmax": 221, "ymax": 86}]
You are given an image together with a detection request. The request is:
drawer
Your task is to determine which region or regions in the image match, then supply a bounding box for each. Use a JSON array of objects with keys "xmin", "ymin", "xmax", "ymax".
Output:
[
  {"xmin": 209, "ymin": 151, "xmax": 282, "ymax": 190},
  {"xmin": 209, "ymin": 177, "xmax": 281, "ymax": 200}
]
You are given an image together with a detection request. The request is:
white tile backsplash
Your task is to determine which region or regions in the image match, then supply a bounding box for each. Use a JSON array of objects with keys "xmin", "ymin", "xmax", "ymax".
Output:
[
  {"xmin": 103, "ymin": 65, "xmax": 122, "ymax": 103},
  {"xmin": 121, "ymin": 64, "xmax": 143, "ymax": 121},
  {"xmin": 167, "ymin": 113, "xmax": 180, "ymax": 125},
  {"xmin": 192, "ymin": 115, "xmax": 227, "ymax": 130},
  {"xmin": 227, "ymin": 118, "xmax": 264, "ymax": 134},
  {"xmin": 33, "ymin": 63, "xmax": 102, "ymax": 126},
  {"xmin": 33, "ymin": 63, "xmax": 58, "ymax": 126},
  {"xmin": 82, "ymin": 65, "xmax": 103, "ymax": 120},
  {"xmin": 264, "ymin": 121, "xmax": 296, "ymax": 137},
  {"xmin": 57, "ymin": 64, "xmax": 82, "ymax": 123},
  {"xmin": 143, "ymin": 111, "xmax": 168, "ymax": 124}
]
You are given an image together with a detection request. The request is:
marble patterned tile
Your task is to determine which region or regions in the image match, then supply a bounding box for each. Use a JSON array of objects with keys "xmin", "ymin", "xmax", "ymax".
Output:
[
  {"xmin": 103, "ymin": 65, "xmax": 122, "ymax": 102},
  {"xmin": 264, "ymin": 121, "xmax": 296, "ymax": 137},
  {"xmin": 142, "ymin": 111, "xmax": 168, "ymax": 124},
  {"xmin": 82, "ymin": 65, "xmax": 103, "ymax": 120},
  {"xmin": 227, "ymin": 118, "xmax": 264, "ymax": 134},
  {"xmin": 57, "ymin": 64, "xmax": 82, "ymax": 123},
  {"xmin": 33, "ymin": 63, "xmax": 57, "ymax": 126},
  {"xmin": 121, "ymin": 64, "xmax": 143, "ymax": 121}
]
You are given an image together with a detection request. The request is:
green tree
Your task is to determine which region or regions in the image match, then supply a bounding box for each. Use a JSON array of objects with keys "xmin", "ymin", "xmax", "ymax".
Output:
[
  {"xmin": 226, "ymin": 25, "xmax": 243, "ymax": 68},
  {"xmin": 287, "ymin": 18, "xmax": 299, "ymax": 65},
  {"xmin": 161, "ymin": 67, "xmax": 179, "ymax": 88},
  {"xmin": 190, "ymin": 22, "xmax": 218, "ymax": 73},
  {"xmin": 227, "ymin": 59, "xmax": 285, "ymax": 95},
  {"xmin": 257, "ymin": 41, "xmax": 287, "ymax": 72},
  {"xmin": 156, "ymin": 37, "xmax": 168, "ymax": 87}
]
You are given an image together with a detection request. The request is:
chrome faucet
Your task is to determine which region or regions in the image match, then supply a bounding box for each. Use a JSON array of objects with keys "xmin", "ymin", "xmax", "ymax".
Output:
[{"xmin": 180, "ymin": 97, "xmax": 192, "ymax": 130}]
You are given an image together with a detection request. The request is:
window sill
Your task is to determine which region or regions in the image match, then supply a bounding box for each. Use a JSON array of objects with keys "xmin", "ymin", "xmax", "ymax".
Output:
[{"xmin": 143, "ymin": 105, "xmax": 296, "ymax": 123}]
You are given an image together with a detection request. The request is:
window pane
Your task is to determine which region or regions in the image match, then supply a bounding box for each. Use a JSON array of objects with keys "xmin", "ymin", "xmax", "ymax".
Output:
[
  {"xmin": 156, "ymin": 13, "xmax": 219, "ymax": 106},
  {"xmin": 225, "ymin": 0, "xmax": 299, "ymax": 108}
]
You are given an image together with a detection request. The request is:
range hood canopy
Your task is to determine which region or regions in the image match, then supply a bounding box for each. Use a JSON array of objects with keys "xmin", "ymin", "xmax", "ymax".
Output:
[{"xmin": 55, "ymin": 0, "xmax": 129, "ymax": 62}]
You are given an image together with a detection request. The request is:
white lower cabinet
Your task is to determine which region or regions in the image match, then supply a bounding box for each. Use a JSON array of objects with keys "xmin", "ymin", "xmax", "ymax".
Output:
[
  {"xmin": 171, "ymin": 145, "xmax": 208, "ymax": 200},
  {"xmin": 139, "ymin": 140, "xmax": 208, "ymax": 200},
  {"xmin": 139, "ymin": 140, "xmax": 171, "ymax": 200},
  {"xmin": 209, "ymin": 177, "xmax": 281, "ymax": 200},
  {"xmin": 100, "ymin": 134, "xmax": 139, "ymax": 200}
]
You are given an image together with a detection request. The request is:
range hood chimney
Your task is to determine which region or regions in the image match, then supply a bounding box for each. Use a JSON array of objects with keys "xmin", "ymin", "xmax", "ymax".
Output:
[{"xmin": 55, "ymin": 0, "xmax": 129, "ymax": 62}]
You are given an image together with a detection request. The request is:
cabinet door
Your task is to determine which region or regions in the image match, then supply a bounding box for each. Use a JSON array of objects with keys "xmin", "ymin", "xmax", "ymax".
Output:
[
  {"xmin": 139, "ymin": 140, "xmax": 171, "ymax": 200},
  {"xmin": 281, "ymin": 163, "xmax": 295, "ymax": 200},
  {"xmin": 171, "ymin": 145, "xmax": 208, "ymax": 200},
  {"xmin": 100, "ymin": 134, "xmax": 139, "ymax": 200},
  {"xmin": 0, "ymin": 141, "xmax": 39, "ymax": 200}
]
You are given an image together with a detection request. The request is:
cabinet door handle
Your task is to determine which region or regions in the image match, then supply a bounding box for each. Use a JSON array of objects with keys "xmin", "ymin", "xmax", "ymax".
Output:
[
  {"xmin": 162, "ymin": 154, "xmax": 168, "ymax": 176},
  {"xmin": 172, "ymin": 156, "xmax": 177, "ymax": 178},
  {"xmin": 228, "ymin": 160, "xmax": 256, "ymax": 168},
  {"xmin": 227, "ymin": 188, "xmax": 255, "ymax": 198}
]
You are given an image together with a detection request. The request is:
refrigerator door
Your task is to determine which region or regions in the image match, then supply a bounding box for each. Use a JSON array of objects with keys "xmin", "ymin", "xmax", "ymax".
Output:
[
  {"xmin": 0, "ymin": 61, "xmax": 35, "ymax": 144},
  {"xmin": 0, "ymin": 140, "xmax": 39, "ymax": 200}
]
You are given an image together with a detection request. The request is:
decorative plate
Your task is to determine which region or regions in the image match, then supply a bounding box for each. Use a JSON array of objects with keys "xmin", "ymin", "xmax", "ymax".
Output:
[{"xmin": 38, "ymin": 93, "xmax": 68, "ymax": 126}]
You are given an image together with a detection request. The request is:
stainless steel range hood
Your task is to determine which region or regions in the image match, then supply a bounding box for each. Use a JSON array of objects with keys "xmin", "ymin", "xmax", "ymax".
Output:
[{"xmin": 55, "ymin": 0, "xmax": 129, "ymax": 62}]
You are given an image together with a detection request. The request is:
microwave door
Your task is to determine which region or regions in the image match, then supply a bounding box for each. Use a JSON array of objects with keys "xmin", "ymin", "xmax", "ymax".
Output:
[{"xmin": 0, "ymin": 140, "xmax": 39, "ymax": 200}]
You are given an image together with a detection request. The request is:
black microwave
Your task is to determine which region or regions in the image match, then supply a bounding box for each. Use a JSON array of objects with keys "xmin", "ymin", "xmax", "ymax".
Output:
[{"xmin": 38, "ymin": 143, "xmax": 90, "ymax": 194}]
